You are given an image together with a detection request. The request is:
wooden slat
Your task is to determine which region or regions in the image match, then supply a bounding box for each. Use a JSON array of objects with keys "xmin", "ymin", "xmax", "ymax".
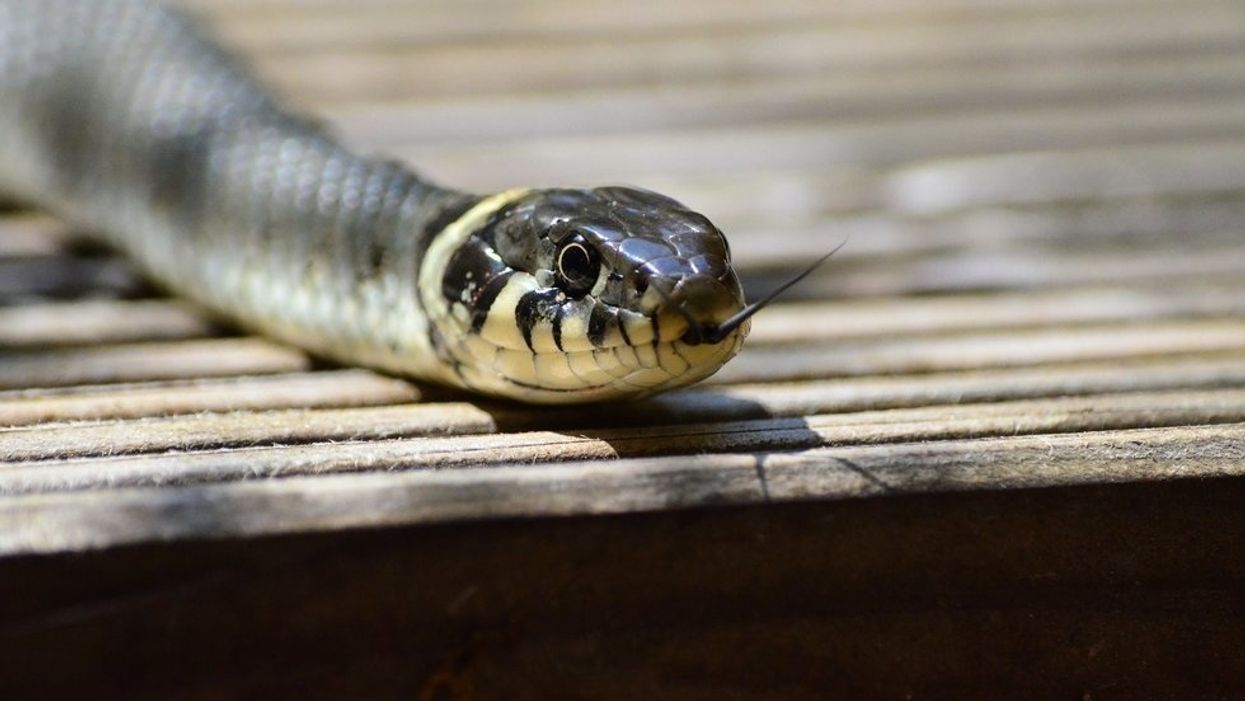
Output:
[
  {"xmin": 0, "ymin": 370, "xmax": 419, "ymax": 427},
  {"xmin": 742, "ymin": 243, "xmax": 1245, "ymax": 299},
  {"xmin": 3, "ymin": 421, "xmax": 1244, "ymax": 555},
  {"xmin": 252, "ymin": 10, "xmax": 1245, "ymax": 101},
  {"xmin": 714, "ymin": 319, "xmax": 1245, "ymax": 384},
  {"xmin": 3, "ymin": 387, "xmax": 1244, "ymax": 469},
  {"xmin": 0, "ymin": 300, "xmax": 215, "ymax": 349},
  {"xmin": 392, "ymin": 97, "xmax": 1245, "ymax": 189},
  {"xmin": 326, "ymin": 54, "xmax": 1245, "ymax": 147},
  {"xmin": 0, "ymin": 338, "xmax": 311, "ymax": 389},
  {"xmin": 199, "ymin": 0, "xmax": 1196, "ymax": 54},
  {"xmin": 747, "ymin": 285, "xmax": 1245, "ymax": 344},
  {"xmin": 0, "ymin": 215, "xmax": 70, "ymax": 257}
]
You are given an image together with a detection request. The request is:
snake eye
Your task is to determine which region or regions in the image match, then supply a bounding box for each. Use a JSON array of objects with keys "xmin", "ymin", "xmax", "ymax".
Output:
[{"xmin": 555, "ymin": 233, "xmax": 600, "ymax": 298}]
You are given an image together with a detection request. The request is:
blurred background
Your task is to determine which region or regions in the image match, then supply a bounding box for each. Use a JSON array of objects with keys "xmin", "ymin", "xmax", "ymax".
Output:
[{"xmin": 191, "ymin": 0, "xmax": 1245, "ymax": 313}]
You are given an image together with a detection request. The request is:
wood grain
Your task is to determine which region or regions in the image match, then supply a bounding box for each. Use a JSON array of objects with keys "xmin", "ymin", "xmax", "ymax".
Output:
[{"xmin": 4, "ymin": 421, "xmax": 1245, "ymax": 555}]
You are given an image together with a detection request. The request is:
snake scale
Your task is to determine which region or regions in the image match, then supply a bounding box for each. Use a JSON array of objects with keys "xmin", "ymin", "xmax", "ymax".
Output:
[{"xmin": 0, "ymin": 0, "xmax": 757, "ymax": 403}]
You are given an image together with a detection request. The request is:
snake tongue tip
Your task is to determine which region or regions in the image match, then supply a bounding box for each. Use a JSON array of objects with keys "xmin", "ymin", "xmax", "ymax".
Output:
[{"xmin": 695, "ymin": 236, "xmax": 847, "ymax": 344}]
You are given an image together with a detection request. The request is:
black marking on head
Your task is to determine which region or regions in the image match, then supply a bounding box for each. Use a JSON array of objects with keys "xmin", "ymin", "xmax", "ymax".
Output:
[
  {"xmin": 443, "ymin": 235, "xmax": 509, "ymax": 306},
  {"xmin": 587, "ymin": 303, "xmax": 616, "ymax": 349},
  {"xmin": 469, "ymin": 270, "xmax": 513, "ymax": 333},
  {"xmin": 618, "ymin": 315, "xmax": 633, "ymax": 346},
  {"xmin": 413, "ymin": 192, "xmax": 487, "ymax": 291},
  {"xmin": 515, "ymin": 288, "xmax": 563, "ymax": 351},
  {"xmin": 552, "ymin": 303, "xmax": 566, "ymax": 351}
]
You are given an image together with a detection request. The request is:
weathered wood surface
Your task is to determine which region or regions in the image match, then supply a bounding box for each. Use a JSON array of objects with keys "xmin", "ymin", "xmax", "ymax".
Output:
[{"xmin": 3, "ymin": 0, "xmax": 1245, "ymax": 697}]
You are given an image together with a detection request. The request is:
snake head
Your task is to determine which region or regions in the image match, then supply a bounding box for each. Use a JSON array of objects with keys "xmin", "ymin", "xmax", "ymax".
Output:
[{"xmin": 422, "ymin": 186, "xmax": 749, "ymax": 403}]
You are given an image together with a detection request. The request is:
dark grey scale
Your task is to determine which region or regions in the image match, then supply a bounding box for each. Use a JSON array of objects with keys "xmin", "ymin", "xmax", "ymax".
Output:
[
  {"xmin": 147, "ymin": 125, "xmax": 215, "ymax": 236},
  {"xmin": 592, "ymin": 185, "xmax": 687, "ymax": 211},
  {"xmin": 329, "ymin": 164, "xmax": 385, "ymax": 278},
  {"xmin": 638, "ymin": 255, "xmax": 689, "ymax": 284},
  {"xmin": 617, "ymin": 238, "xmax": 677, "ymax": 272},
  {"xmin": 416, "ymin": 185, "xmax": 486, "ymax": 244},
  {"xmin": 671, "ymin": 231, "xmax": 730, "ymax": 265},
  {"xmin": 383, "ymin": 165, "xmax": 463, "ymax": 275},
  {"xmin": 515, "ymin": 288, "xmax": 564, "ymax": 351},
  {"xmin": 687, "ymin": 254, "xmax": 729, "ymax": 278},
  {"xmin": 358, "ymin": 164, "xmax": 420, "ymax": 289}
]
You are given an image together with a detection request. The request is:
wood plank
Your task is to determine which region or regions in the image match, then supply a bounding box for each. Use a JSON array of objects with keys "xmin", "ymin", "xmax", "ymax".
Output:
[
  {"xmin": 2, "ymin": 477, "xmax": 1243, "ymax": 700},
  {"xmin": 2, "ymin": 421, "xmax": 1243, "ymax": 554},
  {"xmin": 714, "ymin": 319, "xmax": 1245, "ymax": 384},
  {"xmin": 657, "ymin": 354, "xmax": 1245, "ymax": 418},
  {"xmin": 644, "ymin": 161, "xmax": 1245, "ymax": 231},
  {"xmin": 254, "ymin": 11, "xmax": 1245, "ymax": 101},
  {"xmin": 747, "ymin": 285, "xmax": 1245, "ymax": 344},
  {"xmin": 741, "ymin": 244, "xmax": 1245, "ymax": 300},
  {"xmin": 392, "ymin": 97, "xmax": 1245, "ymax": 189},
  {"xmin": 0, "ymin": 403, "xmax": 496, "ymax": 462},
  {"xmin": 4, "ymin": 386, "xmax": 1245, "ymax": 467},
  {"xmin": 0, "ymin": 370, "xmax": 419, "ymax": 427},
  {"xmin": 0, "ymin": 215, "xmax": 69, "ymax": 257},
  {"xmin": 186, "ymin": 0, "xmax": 1169, "ymax": 14},
  {"xmin": 197, "ymin": 0, "xmax": 1198, "ymax": 53},
  {"xmin": 889, "ymin": 142, "xmax": 1245, "ymax": 213},
  {"xmin": 0, "ymin": 300, "xmax": 215, "ymax": 349},
  {"xmin": 0, "ymin": 339, "xmax": 311, "ymax": 390},
  {"xmin": 326, "ymin": 54, "xmax": 1245, "ymax": 146}
]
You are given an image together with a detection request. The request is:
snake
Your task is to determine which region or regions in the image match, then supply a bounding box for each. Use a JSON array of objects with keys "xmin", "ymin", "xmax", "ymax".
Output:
[{"xmin": 0, "ymin": 0, "xmax": 765, "ymax": 404}]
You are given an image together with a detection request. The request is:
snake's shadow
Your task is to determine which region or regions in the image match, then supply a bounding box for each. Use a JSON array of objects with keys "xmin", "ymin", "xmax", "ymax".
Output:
[{"xmin": 468, "ymin": 388, "xmax": 816, "ymax": 505}]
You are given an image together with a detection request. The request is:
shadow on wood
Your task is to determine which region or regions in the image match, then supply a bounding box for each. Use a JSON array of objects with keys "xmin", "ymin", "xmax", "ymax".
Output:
[{"xmin": 1, "ymin": 476, "xmax": 1242, "ymax": 700}]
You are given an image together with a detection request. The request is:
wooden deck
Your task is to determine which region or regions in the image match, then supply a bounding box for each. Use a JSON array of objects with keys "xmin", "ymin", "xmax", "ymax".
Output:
[{"xmin": 3, "ymin": 0, "xmax": 1245, "ymax": 698}]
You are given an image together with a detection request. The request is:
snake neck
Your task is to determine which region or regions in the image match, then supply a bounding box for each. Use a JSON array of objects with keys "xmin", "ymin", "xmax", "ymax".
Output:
[{"xmin": 0, "ymin": 0, "xmax": 487, "ymax": 380}]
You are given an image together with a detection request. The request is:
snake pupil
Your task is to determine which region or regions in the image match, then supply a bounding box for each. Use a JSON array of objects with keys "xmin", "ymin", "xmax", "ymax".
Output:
[{"xmin": 555, "ymin": 233, "xmax": 600, "ymax": 298}]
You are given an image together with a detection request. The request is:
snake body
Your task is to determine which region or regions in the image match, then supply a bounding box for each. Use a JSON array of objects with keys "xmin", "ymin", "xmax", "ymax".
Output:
[{"xmin": 0, "ymin": 0, "xmax": 748, "ymax": 403}]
